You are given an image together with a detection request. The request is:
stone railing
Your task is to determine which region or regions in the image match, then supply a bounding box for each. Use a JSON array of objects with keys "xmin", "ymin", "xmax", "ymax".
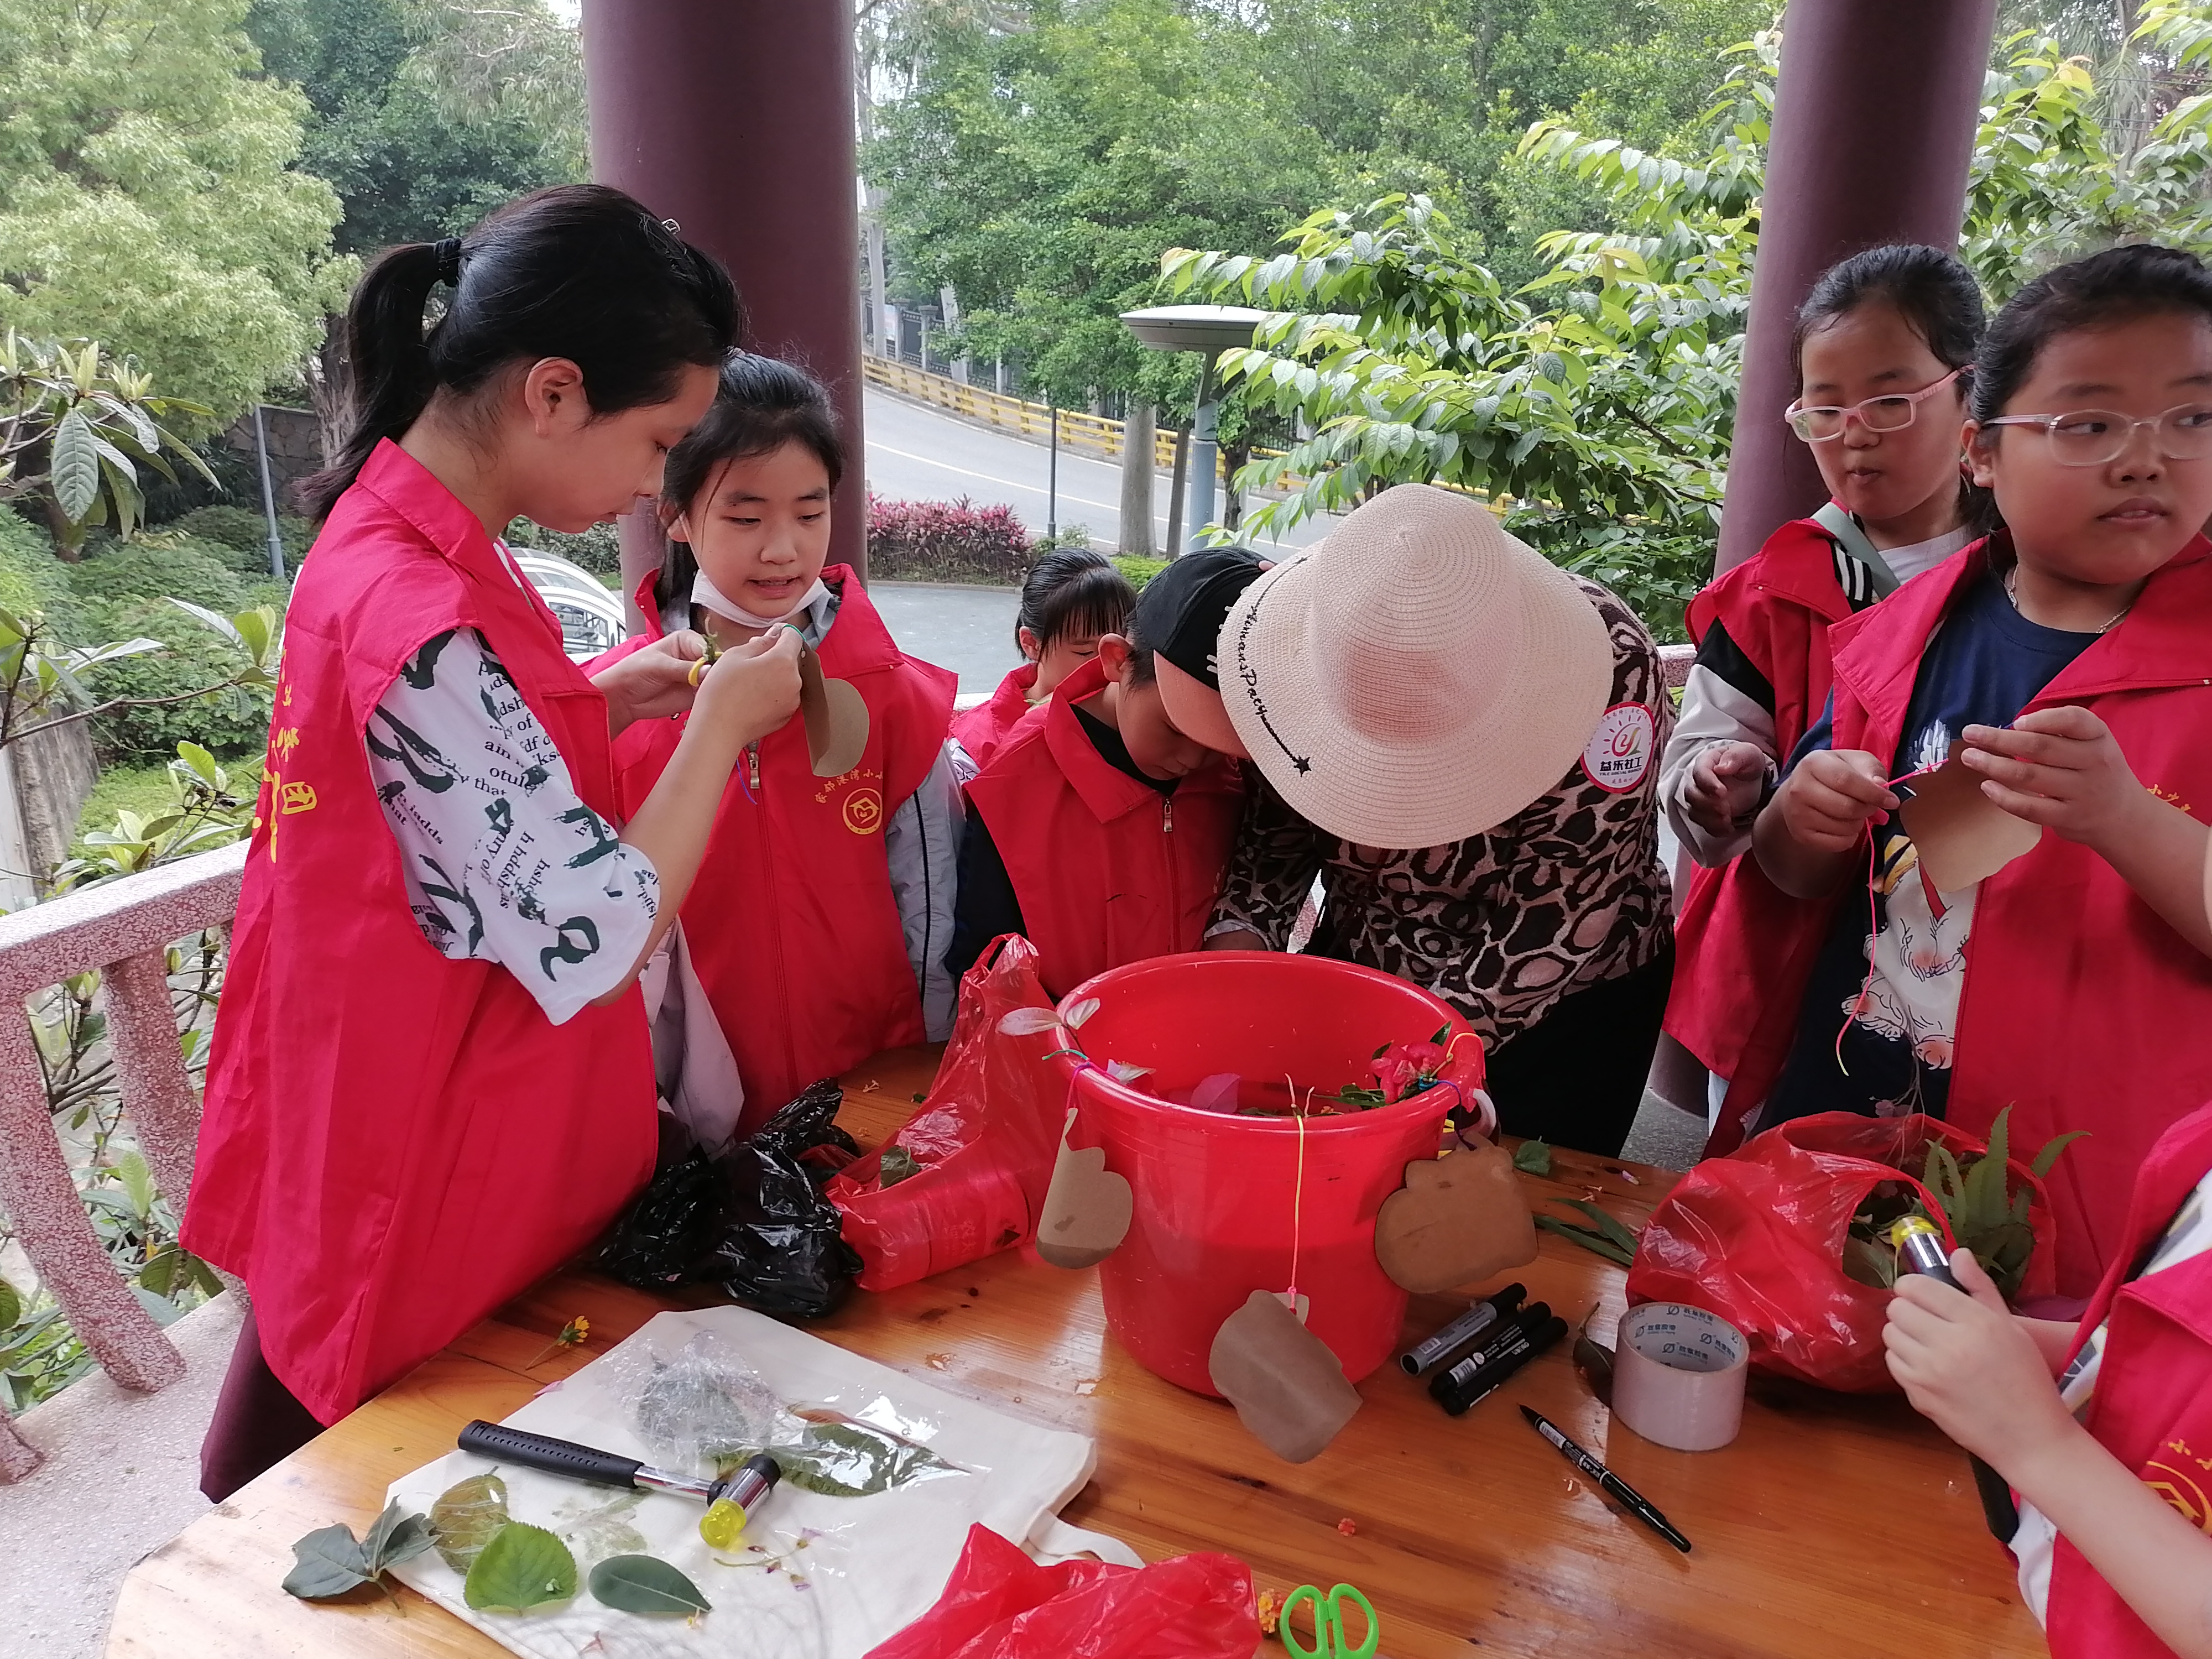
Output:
[{"xmin": 0, "ymin": 842, "xmax": 247, "ymax": 1479}]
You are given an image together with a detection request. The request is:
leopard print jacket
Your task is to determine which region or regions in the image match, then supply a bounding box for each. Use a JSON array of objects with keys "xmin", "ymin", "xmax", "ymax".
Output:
[{"xmin": 1209, "ymin": 577, "xmax": 1673, "ymax": 1048}]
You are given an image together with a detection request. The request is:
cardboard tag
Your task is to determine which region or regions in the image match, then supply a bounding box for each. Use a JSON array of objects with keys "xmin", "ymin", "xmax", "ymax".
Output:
[
  {"xmin": 1374, "ymin": 1145, "xmax": 1538, "ymax": 1295},
  {"xmin": 1895, "ymin": 747, "xmax": 2042, "ymax": 896},
  {"xmin": 798, "ymin": 642, "xmax": 869, "ymax": 779},
  {"xmin": 1207, "ymin": 1289, "xmax": 1362, "ymax": 1463},
  {"xmin": 1034, "ymin": 1109, "xmax": 1131, "ymax": 1270}
]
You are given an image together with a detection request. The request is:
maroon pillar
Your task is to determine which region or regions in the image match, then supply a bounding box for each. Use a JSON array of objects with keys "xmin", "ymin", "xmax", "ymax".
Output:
[
  {"xmin": 582, "ymin": 0, "xmax": 867, "ymax": 610},
  {"xmin": 1715, "ymin": 0, "xmax": 1996, "ymax": 572}
]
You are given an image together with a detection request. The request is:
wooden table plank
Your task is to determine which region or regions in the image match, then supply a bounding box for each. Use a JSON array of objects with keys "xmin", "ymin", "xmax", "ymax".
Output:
[{"xmin": 107, "ymin": 1046, "xmax": 2044, "ymax": 1658}]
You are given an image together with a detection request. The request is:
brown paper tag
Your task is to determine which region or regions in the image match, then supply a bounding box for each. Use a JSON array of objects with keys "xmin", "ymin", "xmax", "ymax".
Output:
[
  {"xmin": 1034, "ymin": 1109, "xmax": 1132, "ymax": 1269},
  {"xmin": 1207, "ymin": 1289, "xmax": 1362, "ymax": 1463},
  {"xmin": 1896, "ymin": 745, "xmax": 2043, "ymax": 896},
  {"xmin": 1374, "ymin": 1144, "xmax": 1538, "ymax": 1295},
  {"xmin": 798, "ymin": 642, "xmax": 869, "ymax": 778}
]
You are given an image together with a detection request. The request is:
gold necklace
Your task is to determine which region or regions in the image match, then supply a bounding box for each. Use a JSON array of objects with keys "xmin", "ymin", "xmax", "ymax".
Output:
[{"xmin": 2004, "ymin": 565, "xmax": 2132, "ymax": 634}]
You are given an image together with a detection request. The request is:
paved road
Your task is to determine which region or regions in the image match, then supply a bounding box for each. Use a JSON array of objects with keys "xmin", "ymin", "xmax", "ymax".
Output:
[
  {"xmin": 861, "ymin": 386, "xmax": 1333, "ymax": 556},
  {"xmin": 868, "ymin": 581, "xmax": 1021, "ymax": 695}
]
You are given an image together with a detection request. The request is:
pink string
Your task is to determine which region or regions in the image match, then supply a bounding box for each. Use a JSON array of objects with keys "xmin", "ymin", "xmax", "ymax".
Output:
[{"xmin": 1285, "ymin": 1077, "xmax": 1307, "ymax": 1310}]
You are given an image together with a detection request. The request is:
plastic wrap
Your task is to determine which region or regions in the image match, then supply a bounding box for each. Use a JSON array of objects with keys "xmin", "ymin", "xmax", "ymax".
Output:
[
  {"xmin": 1625, "ymin": 1110, "xmax": 2058, "ymax": 1392},
  {"xmin": 828, "ymin": 937, "xmax": 1067, "ymax": 1290},
  {"xmin": 862, "ymin": 1523, "xmax": 1255, "ymax": 1659}
]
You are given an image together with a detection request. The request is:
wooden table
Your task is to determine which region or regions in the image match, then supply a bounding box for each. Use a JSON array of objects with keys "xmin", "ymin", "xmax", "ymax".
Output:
[{"xmin": 107, "ymin": 1046, "xmax": 2044, "ymax": 1658}]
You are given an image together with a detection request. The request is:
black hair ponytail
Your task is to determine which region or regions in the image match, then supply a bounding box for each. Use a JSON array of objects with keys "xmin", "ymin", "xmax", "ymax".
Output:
[
  {"xmin": 300, "ymin": 184, "xmax": 742, "ymax": 519},
  {"xmin": 1016, "ymin": 548, "xmax": 1135, "ymax": 655},
  {"xmin": 1971, "ymin": 243, "xmax": 2212, "ymax": 426},
  {"xmin": 654, "ymin": 353, "xmax": 845, "ymax": 615}
]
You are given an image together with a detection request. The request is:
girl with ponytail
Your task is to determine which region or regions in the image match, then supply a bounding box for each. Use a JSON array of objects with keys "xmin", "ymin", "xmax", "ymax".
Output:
[{"xmin": 185, "ymin": 186, "xmax": 804, "ymax": 1498}]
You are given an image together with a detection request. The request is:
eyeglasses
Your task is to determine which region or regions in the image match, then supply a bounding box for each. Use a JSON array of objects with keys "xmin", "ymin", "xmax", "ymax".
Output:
[
  {"xmin": 1785, "ymin": 369, "xmax": 1963, "ymax": 442},
  {"xmin": 1978, "ymin": 404, "xmax": 2212, "ymax": 467}
]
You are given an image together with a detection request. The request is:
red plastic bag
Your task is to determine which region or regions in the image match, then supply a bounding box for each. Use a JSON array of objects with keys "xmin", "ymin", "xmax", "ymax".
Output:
[
  {"xmin": 1625, "ymin": 1112, "xmax": 2058, "ymax": 1392},
  {"xmin": 864, "ymin": 1524, "xmax": 1255, "ymax": 1659},
  {"xmin": 828, "ymin": 936, "xmax": 1067, "ymax": 1290}
]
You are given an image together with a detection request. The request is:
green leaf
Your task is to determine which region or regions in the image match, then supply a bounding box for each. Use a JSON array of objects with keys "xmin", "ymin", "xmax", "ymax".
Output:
[
  {"xmin": 0, "ymin": 1279, "xmax": 18, "ymax": 1332},
  {"xmin": 429, "ymin": 1473, "xmax": 509, "ymax": 1573},
  {"xmin": 2030, "ymin": 1130, "xmax": 2088, "ymax": 1180},
  {"xmin": 1512, "ymin": 1139, "xmax": 1553, "ymax": 1176},
  {"xmin": 587, "ymin": 1554, "xmax": 711, "ymax": 1616},
  {"xmin": 557, "ymin": 1490, "xmax": 649, "ymax": 1568},
  {"xmin": 281, "ymin": 1522, "xmax": 373, "ymax": 1600},
  {"xmin": 51, "ymin": 409, "xmax": 99, "ymax": 522},
  {"xmin": 463, "ymin": 1522, "xmax": 577, "ymax": 1614},
  {"xmin": 879, "ymin": 1145, "xmax": 923, "ymax": 1188},
  {"xmin": 1534, "ymin": 1215, "xmax": 1634, "ymax": 1267},
  {"xmin": 745, "ymin": 1420, "xmax": 962, "ymax": 1499},
  {"xmin": 176, "ymin": 742, "xmax": 220, "ymax": 785},
  {"xmin": 361, "ymin": 1500, "xmax": 432, "ymax": 1577},
  {"xmin": 1548, "ymin": 1197, "xmax": 1641, "ymax": 1256}
]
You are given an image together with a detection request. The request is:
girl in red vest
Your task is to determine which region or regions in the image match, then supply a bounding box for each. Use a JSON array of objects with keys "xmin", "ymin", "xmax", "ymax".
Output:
[
  {"xmin": 1662, "ymin": 246, "xmax": 1987, "ymax": 1130},
  {"xmin": 604, "ymin": 355, "xmax": 959, "ymax": 1123},
  {"xmin": 948, "ymin": 549, "xmax": 1249, "ymax": 999},
  {"xmin": 1755, "ymin": 244, "xmax": 2212, "ymax": 1300},
  {"xmin": 950, "ymin": 548, "xmax": 1136, "ymax": 772},
  {"xmin": 1886, "ymin": 1091, "xmax": 2212, "ymax": 1657},
  {"xmin": 185, "ymin": 187, "xmax": 806, "ymax": 1498}
]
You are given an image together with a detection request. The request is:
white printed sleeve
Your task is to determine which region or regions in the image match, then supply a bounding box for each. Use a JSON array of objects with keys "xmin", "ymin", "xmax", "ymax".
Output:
[{"xmin": 365, "ymin": 628, "xmax": 659, "ymax": 1026}]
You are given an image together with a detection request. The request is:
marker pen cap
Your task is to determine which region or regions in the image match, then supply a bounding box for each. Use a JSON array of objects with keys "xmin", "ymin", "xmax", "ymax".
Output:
[
  {"xmin": 1434, "ymin": 1314, "xmax": 1568, "ymax": 1417},
  {"xmin": 1399, "ymin": 1282, "xmax": 1530, "ymax": 1376},
  {"xmin": 1428, "ymin": 1301, "xmax": 1551, "ymax": 1404}
]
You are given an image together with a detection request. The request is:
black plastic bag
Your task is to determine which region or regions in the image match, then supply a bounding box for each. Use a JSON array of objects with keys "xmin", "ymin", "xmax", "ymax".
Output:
[
  {"xmin": 706, "ymin": 1079, "xmax": 864, "ymax": 1318},
  {"xmin": 601, "ymin": 1080, "xmax": 863, "ymax": 1319}
]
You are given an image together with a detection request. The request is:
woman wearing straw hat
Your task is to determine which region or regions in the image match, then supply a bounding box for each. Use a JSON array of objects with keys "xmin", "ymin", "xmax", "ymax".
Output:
[{"xmin": 1174, "ymin": 484, "xmax": 1675, "ymax": 1156}]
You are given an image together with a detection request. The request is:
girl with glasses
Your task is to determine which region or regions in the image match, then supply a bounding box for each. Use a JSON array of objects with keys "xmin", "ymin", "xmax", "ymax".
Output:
[
  {"xmin": 1751, "ymin": 243, "xmax": 2212, "ymax": 1307},
  {"xmin": 1665, "ymin": 245, "xmax": 1987, "ymax": 1138}
]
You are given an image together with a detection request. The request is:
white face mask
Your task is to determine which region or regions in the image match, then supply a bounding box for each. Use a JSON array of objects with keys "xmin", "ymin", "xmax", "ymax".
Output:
[{"xmin": 691, "ymin": 567, "xmax": 828, "ymax": 630}]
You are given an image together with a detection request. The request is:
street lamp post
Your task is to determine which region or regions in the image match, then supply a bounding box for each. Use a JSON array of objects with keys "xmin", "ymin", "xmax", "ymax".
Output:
[{"xmin": 1119, "ymin": 305, "xmax": 1264, "ymax": 555}]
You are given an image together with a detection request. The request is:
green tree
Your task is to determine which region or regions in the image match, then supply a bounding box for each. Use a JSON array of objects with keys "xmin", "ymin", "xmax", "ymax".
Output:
[
  {"xmin": 0, "ymin": 0, "xmax": 349, "ymax": 432},
  {"xmin": 1168, "ymin": 14, "xmax": 2212, "ymax": 638}
]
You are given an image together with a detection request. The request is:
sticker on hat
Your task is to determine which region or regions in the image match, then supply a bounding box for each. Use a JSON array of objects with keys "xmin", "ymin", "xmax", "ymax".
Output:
[
  {"xmin": 797, "ymin": 641, "xmax": 869, "ymax": 778},
  {"xmin": 1579, "ymin": 703, "xmax": 1656, "ymax": 794}
]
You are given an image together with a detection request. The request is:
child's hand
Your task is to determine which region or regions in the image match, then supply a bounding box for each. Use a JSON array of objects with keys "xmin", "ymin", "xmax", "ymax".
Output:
[
  {"xmin": 1683, "ymin": 740, "xmax": 1771, "ymax": 836},
  {"xmin": 1884, "ymin": 1249, "xmax": 2077, "ymax": 1470},
  {"xmin": 591, "ymin": 630, "xmax": 709, "ymax": 734},
  {"xmin": 693, "ymin": 626, "xmax": 803, "ymax": 747},
  {"xmin": 1770, "ymin": 749, "xmax": 1897, "ymax": 855},
  {"xmin": 1961, "ymin": 707, "xmax": 2148, "ymax": 854}
]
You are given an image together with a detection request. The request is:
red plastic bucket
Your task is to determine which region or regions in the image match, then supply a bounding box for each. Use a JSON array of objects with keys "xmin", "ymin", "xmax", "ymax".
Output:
[{"xmin": 1054, "ymin": 952, "xmax": 1472, "ymax": 1396}]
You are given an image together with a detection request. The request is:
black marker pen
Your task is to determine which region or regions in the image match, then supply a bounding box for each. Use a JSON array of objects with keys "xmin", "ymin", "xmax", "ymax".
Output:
[
  {"xmin": 1399, "ymin": 1282, "xmax": 1528, "ymax": 1375},
  {"xmin": 1431, "ymin": 1311, "xmax": 1568, "ymax": 1417}
]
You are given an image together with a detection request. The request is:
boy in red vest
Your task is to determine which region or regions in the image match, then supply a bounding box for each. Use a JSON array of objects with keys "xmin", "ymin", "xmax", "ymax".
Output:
[{"xmin": 948, "ymin": 550, "xmax": 1251, "ymax": 999}]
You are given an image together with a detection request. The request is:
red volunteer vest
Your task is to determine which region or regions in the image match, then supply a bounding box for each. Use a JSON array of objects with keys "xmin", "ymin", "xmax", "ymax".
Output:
[
  {"xmin": 951, "ymin": 662, "xmax": 1038, "ymax": 770},
  {"xmin": 1666, "ymin": 515, "xmax": 1851, "ymax": 1102},
  {"xmin": 962, "ymin": 655, "xmax": 1245, "ymax": 1001},
  {"xmin": 1712, "ymin": 537, "xmax": 2212, "ymax": 1298},
  {"xmin": 184, "ymin": 441, "xmax": 656, "ymax": 1425},
  {"xmin": 605, "ymin": 566, "xmax": 955, "ymax": 1124},
  {"xmin": 2045, "ymin": 1102, "xmax": 2212, "ymax": 1658}
]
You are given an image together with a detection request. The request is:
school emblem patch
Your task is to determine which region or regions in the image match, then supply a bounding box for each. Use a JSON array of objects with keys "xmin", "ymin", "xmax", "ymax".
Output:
[{"xmin": 842, "ymin": 787, "xmax": 884, "ymax": 835}]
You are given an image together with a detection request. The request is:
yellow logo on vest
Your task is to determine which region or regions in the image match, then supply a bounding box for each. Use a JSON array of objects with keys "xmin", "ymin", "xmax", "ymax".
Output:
[
  {"xmin": 281, "ymin": 781, "xmax": 318, "ymax": 814},
  {"xmin": 842, "ymin": 787, "xmax": 884, "ymax": 835}
]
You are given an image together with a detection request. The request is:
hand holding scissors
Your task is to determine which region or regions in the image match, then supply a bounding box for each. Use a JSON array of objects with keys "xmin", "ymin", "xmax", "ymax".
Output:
[{"xmin": 1282, "ymin": 1582, "xmax": 1379, "ymax": 1659}]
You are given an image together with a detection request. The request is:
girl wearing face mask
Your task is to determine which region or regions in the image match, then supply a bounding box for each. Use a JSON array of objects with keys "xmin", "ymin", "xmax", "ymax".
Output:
[
  {"xmin": 604, "ymin": 354, "xmax": 960, "ymax": 1121},
  {"xmin": 186, "ymin": 188, "xmax": 802, "ymax": 1499},
  {"xmin": 1664, "ymin": 245, "xmax": 1990, "ymax": 1137}
]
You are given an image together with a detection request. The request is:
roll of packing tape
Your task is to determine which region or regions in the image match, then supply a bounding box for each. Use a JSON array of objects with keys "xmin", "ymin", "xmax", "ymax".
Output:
[{"xmin": 1611, "ymin": 1302, "xmax": 1749, "ymax": 1453}]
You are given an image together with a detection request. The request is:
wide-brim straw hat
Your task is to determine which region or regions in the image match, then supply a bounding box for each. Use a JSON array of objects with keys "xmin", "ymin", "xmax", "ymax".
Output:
[{"xmin": 1218, "ymin": 483, "xmax": 1614, "ymax": 849}]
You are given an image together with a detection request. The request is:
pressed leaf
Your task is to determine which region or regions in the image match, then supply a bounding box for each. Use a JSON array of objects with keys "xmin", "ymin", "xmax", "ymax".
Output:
[
  {"xmin": 463, "ymin": 1522, "xmax": 577, "ymax": 1614},
  {"xmin": 360, "ymin": 1500, "xmax": 432, "ymax": 1577},
  {"xmin": 557, "ymin": 1491, "xmax": 649, "ymax": 1568},
  {"xmin": 587, "ymin": 1554, "xmax": 711, "ymax": 1616},
  {"xmin": 996, "ymin": 1006, "xmax": 1060, "ymax": 1037},
  {"xmin": 1062, "ymin": 997, "xmax": 1100, "ymax": 1029},
  {"xmin": 741, "ymin": 1420, "xmax": 963, "ymax": 1498},
  {"xmin": 879, "ymin": 1145, "xmax": 923, "ymax": 1188},
  {"xmin": 281, "ymin": 1522, "xmax": 373, "ymax": 1600},
  {"xmin": 1535, "ymin": 1216, "xmax": 1634, "ymax": 1266},
  {"xmin": 1512, "ymin": 1139, "xmax": 1553, "ymax": 1176},
  {"xmin": 429, "ymin": 1473, "xmax": 509, "ymax": 1573}
]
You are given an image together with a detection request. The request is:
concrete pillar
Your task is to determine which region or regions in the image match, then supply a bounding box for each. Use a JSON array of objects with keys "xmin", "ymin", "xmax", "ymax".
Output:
[
  {"xmin": 1118, "ymin": 403, "xmax": 1157, "ymax": 556},
  {"xmin": 582, "ymin": 0, "xmax": 868, "ymax": 584},
  {"xmin": 1715, "ymin": 0, "xmax": 1997, "ymax": 572}
]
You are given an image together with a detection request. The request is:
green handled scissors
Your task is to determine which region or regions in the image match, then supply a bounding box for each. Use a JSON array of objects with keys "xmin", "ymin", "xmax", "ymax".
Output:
[{"xmin": 1282, "ymin": 1582, "xmax": 1379, "ymax": 1659}]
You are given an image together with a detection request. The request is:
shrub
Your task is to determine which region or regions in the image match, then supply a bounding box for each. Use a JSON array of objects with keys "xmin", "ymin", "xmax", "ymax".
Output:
[
  {"xmin": 508, "ymin": 518, "xmax": 623, "ymax": 578},
  {"xmin": 67, "ymin": 538, "xmax": 254, "ymax": 612},
  {"xmin": 866, "ymin": 494, "xmax": 1032, "ymax": 585},
  {"xmin": 1112, "ymin": 554, "xmax": 1168, "ymax": 591},
  {"xmin": 169, "ymin": 505, "xmax": 315, "ymax": 575},
  {"xmin": 77, "ymin": 594, "xmax": 276, "ymax": 764}
]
